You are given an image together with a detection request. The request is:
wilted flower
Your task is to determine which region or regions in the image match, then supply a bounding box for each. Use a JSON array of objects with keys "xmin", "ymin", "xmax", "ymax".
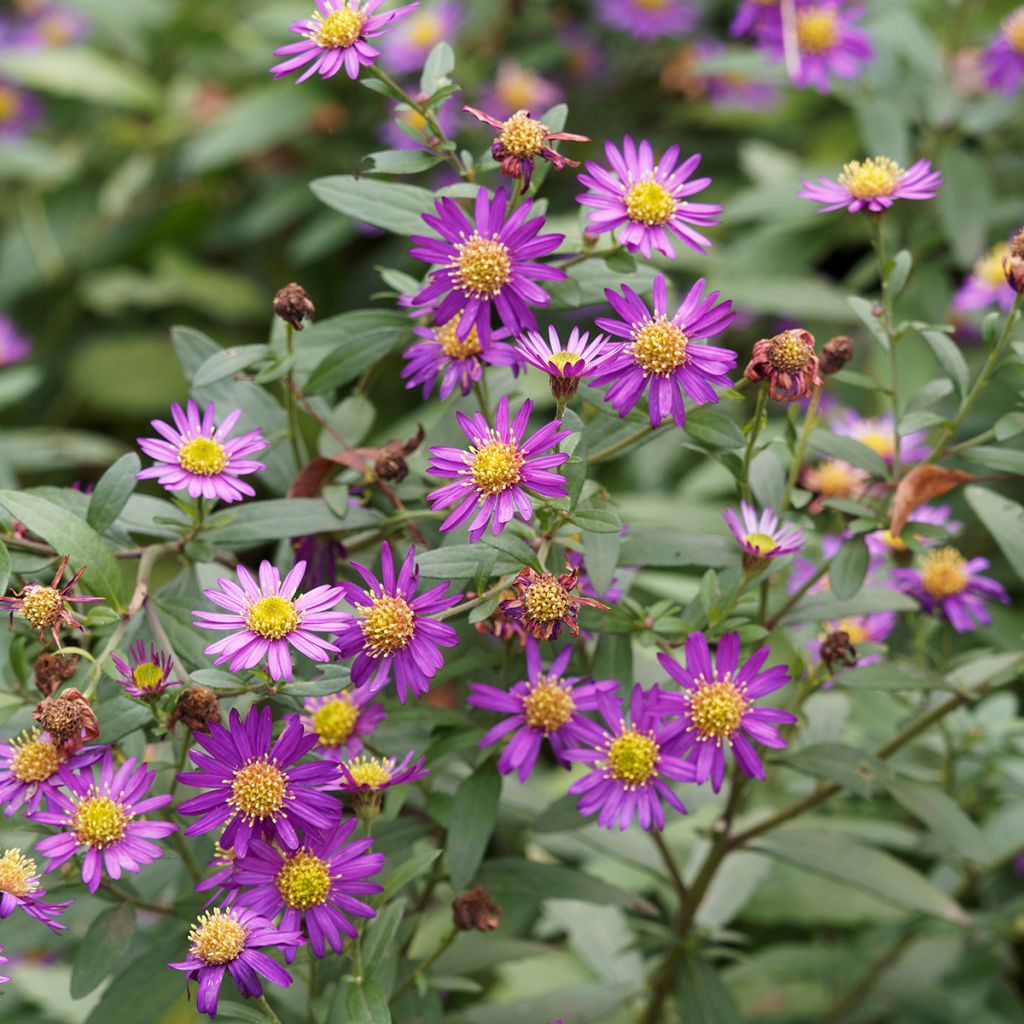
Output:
[
  {"xmin": 499, "ymin": 563, "xmax": 609, "ymax": 641},
  {"xmin": 724, "ymin": 501, "xmax": 804, "ymax": 568},
  {"xmin": 273, "ymin": 282, "xmax": 315, "ymax": 330},
  {"xmin": 799, "ymin": 156, "xmax": 942, "ymax": 214},
  {"xmin": 1005, "ymin": 227, "xmax": 1024, "ymax": 294},
  {"xmin": 817, "ymin": 612, "xmax": 897, "ymax": 670},
  {"xmin": 0, "ymin": 847, "xmax": 71, "ymax": 931},
  {"xmin": 819, "ymin": 334, "xmax": 853, "ymax": 375},
  {"xmin": 32, "ymin": 652, "xmax": 77, "ymax": 697},
  {"xmin": 0, "ymin": 314, "xmax": 31, "ymax": 366},
  {"xmin": 866, "ymin": 503, "xmax": 962, "ymax": 560},
  {"xmin": 953, "ymin": 243, "xmax": 1015, "ymax": 313},
  {"xmin": 111, "ymin": 640, "xmax": 180, "ymax": 698},
  {"xmin": 0, "ymin": 729, "xmax": 101, "ymax": 816},
  {"xmin": 982, "ymin": 7, "xmax": 1024, "ymax": 95},
  {"xmin": 301, "ymin": 690, "xmax": 386, "ymax": 760},
  {"xmin": 595, "ymin": 0, "xmax": 697, "ymax": 38},
  {"xmin": 169, "ymin": 685, "xmax": 221, "ymax": 734},
  {"xmin": 32, "ymin": 688, "xmax": 98, "ymax": 755},
  {"xmin": 744, "ymin": 328, "xmax": 822, "ymax": 401},
  {"xmin": 452, "ymin": 886, "xmax": 502, "ymax": 931},
  {"xmin": 515, "ymin": 326, "xmax": 611, "ymax": 401}
]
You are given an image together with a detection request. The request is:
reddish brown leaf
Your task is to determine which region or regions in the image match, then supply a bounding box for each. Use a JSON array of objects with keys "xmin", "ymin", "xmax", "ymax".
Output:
[
  {"xmin": 890, "ymin": 465, "xmax": 979, "ymax": 536},
  {"xmin": 287, "ymin": 457, "xmax": 336, "ymax": 499}
]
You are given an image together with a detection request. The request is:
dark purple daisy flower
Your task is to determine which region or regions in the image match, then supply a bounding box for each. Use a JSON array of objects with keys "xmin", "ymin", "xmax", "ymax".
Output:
[
  {"xmin": 335, "ymin": 750, "xmax": 429, "ymax": 793},
  {"xmin": 515, "ymin": 326, "xmax": 611, "ymax": 402},
  {"xmin": 730, "ymin": 0, "xmax": 780, "ymax": 38},
  {"xmin": 577, "ymin": 137, "xmax": 722, "ymax": 259},
  {"xmin": 799, "ymin": 157, "xmax": 942, "ymax": 214},
  {"xmin": 0, "ymin": 728, "xmax": 102, "ymax": 817},
  {"xmin": 170, "ymin": 905, "xmax": 302, "ymax": 1018},
  {"xmin": 953, "ymin": 243, "xmax": 1015, "ymax": 313},
  {"xmin": 410, "ymin": 187, "xmax": 566, "ymax": 342},
  {"xmin": 590, "ymin": 273, "xmax": 737, "ymax": 429},
  {"xmin": 657, "ymin": 631, "xmax": 795, "ymax": 792},
  {"xmin": 335, "ymin": 542, "xmax": 460, "ymax": 702},
  {"xmin": 30, "ymin": 752, "xmax": 176, "ymax": 893},
  {"xmin": 136, "ymin": 400, "xmax": 268, "ymax": 504},
  {"xmin": 0, "ymin": 847, "xmax": 71, "ymax": 932},
  {"xmin": 111, "ymin": 640, "xmax": 180, "ymax": 698},
  {"xmin": 0, "ymin": 314, "xmax": 31, "ymax": 367},
  {"xmin": 233, "ymin": 818, "xmax": 385, "ymax": 960},
  {"xmin": 724, "ymin": 501, "xmax": 805, "ymax": 564},
  {"xmin": 596, "ymin": 0, "xmax": 697, "ymax": 39},
  {"xmin": 176, "ymin": 705, "xmax": 339, "ymax": 857},
  {"xmin": 468, "ymin": 638, "xmax": 615, "ymax": 781},
  {"xmin": 983, "ymin": 8, "xmax": 1024, "ymax": 95},
  {"xmin": 564, "ymin": 684, "xmax": 698, "ymax": 831},
  {"xmin": 426, "ymin": 395, "xmax": 571, "ymax": 541},
  {"xmin": 301, "ymin": 689, "xmax": 386, "ymax": 760}
]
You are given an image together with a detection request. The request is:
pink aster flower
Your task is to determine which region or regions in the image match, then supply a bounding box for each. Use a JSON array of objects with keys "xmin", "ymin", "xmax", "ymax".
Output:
[
  {"xmin": 335, "ymin": 542, "xmax": 460, "ymax": 702},
  {"xmin": 110, "ymin": 640, "xmax": 180, "ymax": 698},
  {"xmin": 0, "ymin": 728, "xmax": 102, "ymax": 817},
  {"xmin": 137, "ymin": 399, "xmax": 268, "ymax": 504},
  {"xmin": 301, "ymin": 690, "xmax": 386, "ymax": 761},
  {"xmin": 832, "ymin": 410, "xmax": 929, "ymax": 466},
  {"xmin": 577, "ymin": 137, "xmax": 722, "ymax": 259},
  {"xmin": 384, "ymin": 0, "xmax": 461, "ymax": 74},
  {"xmin": 193, "ymin": 559, "xmax": 347, "ymax": 682},
  {"xmin": 0, "ymin": 847, "xmax": 71, "ymax": 932},
  {"xmin": 983, "ymin": 8, "xmax": 1024, "ymax": 94},
  {"xmin": 730, "ymin": 0, "xmax": 780, "ymax": 38},
  {"xmin": 953, "ymin": 243, "xmax": 1015, "ymax": 313},
  {"xmin": 31, "ymin": 751, "xmax": 177, "ymax": 893},
  {"xmin": 0, "ymin": 78, "xmax": 42, "ymax": 139},
  {"xmin": 590, "ymin": 273, "xmax": 737, "ymax": 429},
  {"xmin": 515, "ymin": 325, "xmax": 611, "ymax": 401},
  {"xmin": 479, "ymin": 60, "xmax": 562, "ymax": 120},
  {"xmin": 271, "ymin": 0, "xmax": 419, "ymax": 82},
  {"xmin": 12, "ymin": 4, "xmax": 89, "ymax": 47},
  {"xmin": 410, "ymin": 187, "xmax": 566, "ymax": 342},
  {"xmin": 0, "ymin": 314, "xmax": 31, "ymax": 366},
  {"xmin": 799, "ymin": 156, "xmax": 942, "ymax": 214},
  {"xmin": 426, "ymin": 395, "xmax": 570, "ymax": 541},
  {"xmin": 595, "ymin": 0, "xmax": 697, "ymax": 38},
  {"xmin": 657, "ymin": 631, "xmax": 795, "ymax": 792},
  {"xmin": 724, "ymin": 501, "xmax": 804, "ymax": 565}
]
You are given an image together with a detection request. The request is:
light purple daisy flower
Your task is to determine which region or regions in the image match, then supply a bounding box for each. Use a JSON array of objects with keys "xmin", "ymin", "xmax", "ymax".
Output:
[
  {"xmin": 595, "ymin": 0, "xmax": 697, "ymax": 38},
  {"xmin": 193, "ymin": 559, "xmax": 347, "ymax": 683},
  {"xmin": 301, "ymin": 690, "xmax": 386, "ymax": 761},
  {"xmin": 12, "ymin": 4, "xmax": 90, "ymax": 47},
  {"xmin": 335, "ymin": 542, "xmax": 460, "ymax": 702},
  {"xmin": 0, "ymin": 314, "xmax": 31, "ymax": 366},
  {"xmin": 177, "ymin": 705, "xmax": 339, "ymax": 857},
  {"xmin": 383, "ymin": 0, "xmax": 461, "ymax": 74},
  {"xmin": 730, "ymin": 0, "xmax": 780, "ymax": 38},
  {"xmin": 831, "ymin": 410, "xmax": 930, "ymax": 466},
  {"xmin": 170, "ymin": 905, "xmax": 302, "ymax": 1018},
  {"xmin": 0, "ymin": 728, "xmax": 102, "ymax": 817},
  {"xmin": 799, "ymin": 156, "xmax": 942, "ymax": 214},
  {"xmin": 953, "ymin": 243, "xmax": 1015, "ymax": 313},
  {"xmin": 983, "ymin": 7, "xmax": 1024, "ymax": 95},
  {"xmin": 335, "ymin": 751, "xmax": 429, "ymax": 793},
  {"xmin": 478, "ymin": 60, "xmax": 562, "ymax": 120},
  {"xmin": 110, "ymin": 640, "xmax": 180, "ymax": 698},
  {"xmin": 271, "ymin": 0, "xmax": 420, "ymax": 83},
  {"xmin": 577, "ymin": 137, "xmax": 721, "ymax": 259},
  {"xmin": 136, "ymin": 399, "xmax": 268, "ymax": 504},
  {"xmin": 0, "ymin": 847, "xmax": 71, "ymax": 932},
  {"xmin": 866, "ymin": 503, "xmax": 962, "ymax": 559},
  {"xmin": 657, "ymin": 631, "xmax": 795, "ymax": 792},
  {"xmin": 0, "ymin": 79, "xmax": 42, "ymax": 139},
  {"xmin": 892, "ymin": 548, "xmax": 1010, "ymax": 633},
  {"xmin": 410, "ymin": 187, "xmax": 566, "ymax": 342},
  {"xmin": 515, "ymin": 326, "xmax": 611, "ymax": 401},
  {"xmin": 426, "ymin": 395, "xmax": 571, "ymax": 541},
  {"xmin": 724, "ymin": 501, "xmax": 804, "ymax": 564},
  {"xmin": 590, "ymin": 273, "xmax": 737, "ymax": 429},
  {"xmin": 233, "ymin": 818, "xmax": 384, "ymax": 961},
  {"xmin": 31, "ymin": 751, "xmax": 176, "ymax": 894},
  {"xmin": 468, "ymin": 638, "xmax": 615, "ymax": 782}
]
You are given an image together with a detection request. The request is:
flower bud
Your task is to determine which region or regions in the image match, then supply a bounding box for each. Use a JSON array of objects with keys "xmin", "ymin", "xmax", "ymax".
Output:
[
  {"xmin": 452, "ymin": 886, "xmax": 502, "ymax": 931},
  {"xmin": 374, "ymin": 443, "xmax": 409, "ymax": 483},
  {"xmin": 273, "ymin": 283, "xmax": 315, "ymax": 330},
  {"xmin": 33, "ymin": 652, "xmax": 78, "ymax": 696},
  {"xmin": 820, "ymin": 335, "xmax": 854, "ymax": 375},
  {"xmin": 170, "ymin": 686, "xmax": 221, "ymax": 734}
]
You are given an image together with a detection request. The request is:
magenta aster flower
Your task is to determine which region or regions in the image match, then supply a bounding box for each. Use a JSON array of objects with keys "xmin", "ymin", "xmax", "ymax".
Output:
[
  {"xmin": 469, "ymin": 638, "xmax": 614, "ymax": 781},
  {"xmin": 564, "ymin": 684, "xmax": 697, "ymax": 831},
  {"xmin": 479, "ymin": 60, "xmax": 562, "ymax": 120},
  {"xmin": 177, "ymin": 705, "xmax": 339, "ymax": 857},
  {"xmin": 983, "ymin": 8, "xmax": 1024, "ymax": 94},
  {"xmin": 0, "ymin": 847, "xmax": 71, "ymax": 932},
  {"xmin": 799, "ymin": 156, "xmax": 942, "ymax": 214},
  {"xmin": 301, "ymin": 690, "xmax": 386, "ymax": 761},
  {"xmin": 335, "ymin": 542, "xmax": 460, "ymax": 701},
  {"xmin": 233, "ymin": 818, "xmax": 384, "ymax": 960},
  {"xmin": 336, "ymin": 751, "xmax": 428, "ymax": 793},
  {"xmin": 832, "ymin": 410, "xmax": 929, "ymax": 466},
  {"xmin": 657, "ymin": 631, "xmax": 795, "ymax": 792},
  {"xmin": 384, "ymin": 0, "xmax": 461, "ymax": 73},
  {"xmin": 596, "ymin": 0, "xmax": 697, "ymax": 38},
  {"xmin": 271, "ymin": 0, "xmax": 419, "ymax": 83},
  {"xmin": 110, "ymin": 640, "xmax": 180, "ymax": 698},
  {"xmin": 866, "ymin": 503, "xmax": 962, "ymax": 560},
  {"xmin": 0, "ymin": 728, "xmax": 101, "ymax": 817},
  {"xmin": 137, "ymin": 399, "xmax": 268, "ymax": 504},
  {"xmin": 193, "ymin": 559, "xmax": 347, "ymax": 683},
  {"xmin": 953, "ymin": 243, "xmax": 1015, "ymax": 313},
  {"xmin": 170, "ymin": 906, "xmax": 302, "ymax": 1018},
  {"xmin": 12, "ymin": 4, "xmax": 90, "ymax": 47},
  {"xmin": 426, "ymin": 395, "xmax": 570, "ymax": 541},
  {"xmin": 892, "ymin": 548, "xmax": 1010, "ymax": 633},
  {"xmin": 0, "ymin": 78, "xmax": 42, "ymax": 139},
  {"xmin": 0, "ymin": 945, "xmax": 7, "ymax": 984},
  {"xmin": 0, "ymin": 314, "xmax": 31, "ymax": 366},
  {"xmin": 724, "ymin": 501, "xmax": 804, "ymax": 564},
  {"xmin": 730, "ymin": 0, "xmax": 780, "ymax": 38},
  {"xmin": 577, "ymin": 137, "xmax": 721, "ymax": 259},
  {"xmin": 31, "ymin": 752, "xmax": 176, "ymax": 893},
  {"xmin": 410, "ymin": 187, "xmax": 566, "ymax": 342},
  {"xmin": 590, "ymin": 273, "xmax": 737, "ymax": 429},
  {"xmin": 515, "ymin": 326, "xmax": 611, "ymax": 401}
]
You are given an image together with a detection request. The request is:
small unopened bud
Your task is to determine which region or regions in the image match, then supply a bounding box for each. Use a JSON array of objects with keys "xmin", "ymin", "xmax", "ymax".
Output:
[
  {"xmin": 820, "ymin": 630, "xmax": 858, "ymax": 671},
  {"xmin": 170, "ymin": 686, "xmax": 221, "ymax": 733},
  {"xmin": 374, "ymin": 444, "xmax": 408, "ymax": 483},
  {"xmin": 820, "ymin": 335, "xmax": 854, "ymax": 375},
  {"xmin": 871, "ymin": 304, "xmax": 884, "ymax": 318},
  {"xmin": 273, "ymin": 283, "xmax": 315, "ymax": 330},
  {"xmin": 33, "ymin": 688, "xmax": 99, "ymax": 754},
  {"xmin": 33, "ymin": 652, "xmax": 78, "ymax": 696},
  {"xmin": 452, "ymin": 886, "xmax": 502, "ymax": 931}
]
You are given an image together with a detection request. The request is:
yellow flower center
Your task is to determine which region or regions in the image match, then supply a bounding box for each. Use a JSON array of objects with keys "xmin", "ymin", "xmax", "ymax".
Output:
[
  {"xmin": 360, "ymin": 594, "xmax": 416, "ymax": 657},
  {"xmin": 245, "ymin": 595, "xmax": 299, "ymax": 640},
  {"xmin": 631, "ymin": 317, "xmax": 688, "ymax": 375},
  {"xmin": 878, "ymin": 528, "xmax": 908, "ymax": 552},
  {"xmin": 132, "ymin": 662, "xmax": 166, "ymax": 690},
  {"xmin": 548, "ymin": 350, "xmax": 582, "ymax": 371},
  {"xmin": 452, "ymin": 234, "xmax": 513, "ymax": 299},
  {"xmin": 0, "ymin": 849, "xmax": 40, "ymax": 898},
  {"xmin": 606, "ymin": 728, "xmax": 659, "ymax": 786},
  {"xmin": 21, "ymin": 586, "xmax": 65, "ymax": 630},
  {"xmin": 408, "ymin": 10, "xmax": 442, "ymax": 46},
  {"xmin": 624, "ymin": 179, "xmax": 676, "ymax": 226},
  {"xmin": 398, "ymin": 108, "xmax": 429, "ymax": 133},
  {"xmin": 1003, "ymin": 10, "xmax": 1024, "ymax": 53},
  {"xmin": 178, "ymin": 436, "xmax": 228, "ymax": 477},
  {"xmin": 0, "ymin": 86, "xmax": 16, "ymax": 123},
  {"xmin": 40, "ymin": 16, "xmax": 73, "ymax": 45},
  {"xmin": 189, "ymin": 909, "xmax": 249, "ymax": 966},
  {"xmin": 833, "ymin": 619, "xmax": 869, "ymax": 645},
  {"xmin": 498, "ymin": 70, "xmax": 538, "ymax": 111},
  {"xmin": 311, "ymin": 694, "xmax": 360, "ymax": 746},
  {"xmin": 498, "ymin": 111, "xmax": 549, "ymax": 158},
  {"xmin": 767, "ymin": 331, "xmax": 812, "ymax": 372},
  {"xmin": 522, "ymin": 577, "xmax": 572, "ymax": 623},
  {"xmin": 635, "ymin": 0, "xmax": 668, "ymax": 7},
  {"xmin": 689, "ymin": 678, "xmax": 748, "ymax": 741},
  {"xmin": 815, "ymin": 460, "xmax": 856, "ymax": 496},
  {"xmin": 975, "ymin": 243, "xmax": 1011, "ymax": 287},
  {"xmin": 72, "ymin": 794, "xmax": 129, "ymax": 847},
  {"xmin": 796, "ymin": 7, "xmax": 839, "ymax": 53},
  {"xmin": 314, "ymin": 7, "xmax": 366, "ymax": 48},
  {"xmin": 920, "ymin": 547, "xmax": 969, "ymax": 599},
  {"xmin": 276, "ymin": 850, "xmax": 332, "ymax": 910},
  {"xmin": 469, "ymin": 439, "xmax": 524, "ymax": 495},
  {"xmin": 10, "ymin": 730, "xmax": 62, "ymax": 783},
  {"xmin": 521, "ymin": 675, "xmax": 575, "ymax": 733},
  {"xmin": 838, "ymin": 157, "xmax": 904, "ymax": 200},
  {"xmin": 437, "ymin": 316, "xmax": 482, "ymax": 360},
  {"xmin": 230, "ymin": 758, "xmax": 287, "ymax": 822},
  {"xmin": 744, "ymin": 532, "xmax": 777, "ymax": 555},
  {"xmin": 345, "ymin": 756, "xmax": 393, "ymax": 789},
  {"xmin": 857, "ymin": 430, "xmax": 893, "ymax": 459}
]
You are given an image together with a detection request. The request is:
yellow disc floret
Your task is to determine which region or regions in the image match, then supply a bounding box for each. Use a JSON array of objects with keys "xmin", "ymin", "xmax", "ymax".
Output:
[
  {"xmin": 815, "ymin": 460, "xmax": 857, "ymax": 497},
  {"xmin": 1003, "ymin": 10, "xmax": 1024, "ymax": 53},
  {"xmin": 21, "ymin": 586, "xmax": 65, "ymax": 630},
  {"xmin": 767, "ymin": 331, "xmax": 813, "ymax": 372},
  {"xmin": 744, "ymin": 532, "xmax": 778, "ymax": 555},
  {"xmin": 276, "ymin": 850, "xmax": 332, "ymax": 910},
  {"xmin": 132, "ymin": 662, "xmax": 166, "ymax": 690},
  {"xmin": 230, "ymin": 758, "xmax": 288, "ymax": 822},
  {"xmin": 311, "ymin": 694, "xmax": 360, "ymax": 746},
  {"xmin": 689, "ymin": 679, "xmax": 748, "ymax": 742},
  {"xmin": 73, "ymin": 793, "xmax": 129, "ymax": 847},
  {"xmin": 857, "ymin": 430, "xmax": 894, "ymax": 460},
  {"xmin": 408, "ymin": 10, "xmax": 442, "ymax": 46},
  {"xmin": 0, "ymin": 848, "xmax": 40, "ymax": 897},
  {"xmin": 452, "ymin": 234, "xmax": 513, "ymax": 298},
  {"xmin": 189, "ymin": 908, "xmax": 249, "ymax": 966},
  {"xmin": 245, "ymin": 595, "xmax": 299, "ymax": 640},
  {"xmin": 345, "ymin": 756, "xmax": 393, "ymax": 789},
  {"xmin": 360, "ymin": 594, "xmax": 416, "ymax": 656},
  {"xmin": 631, "ymin": 317, "xmax": 688, "ymax": 375},
  {"xmin": 469, "ymin": 439, "xmax": 524, "ymax": 495},
  {"xmin": 548, "ymin": 350, "xmax": 582, "ymax": 372},
  {"xmin": 522, "ymin": 577, "xmax": 572, "ymax": 623},
  {"xmin": 877, "ymin": 528, "xmax": 908, "ymax": 552},
  {"xmin": 832, "ymin": 619, "xmax": 869, "ymax": 645},
  {"xmin": 0, "ymin": 85, "xmax": 18, "ymax": 124},
  {"xmin": 975, "ymin": 243, "xmax": 1012, "ymax": 287},
  {"xmin": 796, "ymin": 6, "xmax": 839, "ymax": 53},
  {"xmin": 838, "ymin": 157, "xmax": 904, "ymax": 200},
  {"xmin": 920, "ymin": 547, "xmax": 969, "ymax": 599},
  {"xmin": 10, "ymin": 729, "xmax": 62, "ymax": 783},
  {"xmin": 522, "ymin": 676, "xmax": 574, "ymax": 734},
  {"xmin": 499, "ymin": 111, "xmax": 549, "ymax": 158},
  {"xmin": 314, "ymin": 7, "xmax": 366, "ymax": 48},
  {"xmin": 178, "ymin": 436, "xmax": 228, "ymax": 477},
  {"xmin": 605, "ymin": 727, "xmax": 659, "ymax": 787},
  {"xmin": 437, "ymin": 316, "xmax": 482, "ymax": 360},
  {"xmin": 624, "ymin": 179, "xmax": 676, "ymax": 226}
]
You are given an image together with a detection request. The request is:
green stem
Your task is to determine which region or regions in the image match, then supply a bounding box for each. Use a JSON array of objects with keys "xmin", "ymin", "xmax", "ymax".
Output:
[
  {"xmin": 98, "ymin": 878, "xmax": 175, "ymax": 916},
  {"xmin": 764, "ymin": 559, "xmax": 830, "ymax": 630},
  {"xmin": 650, "ymin": 830, "xmax": 688, "ymax": 908},
  {"xmin": 869, "ymin": 216, "xmax": 901, "ymax": 479},
  {"xmin": 741, "ymin": 386, "xmax": 769, "ymax": 502},
  {"xmin": 284, "ymin": 323, "xmax": 304, "ymax": 470},
  {"xmin": 473, "ymin": 375, "xmax": 493, "ymax": 425},
  {"xmin": 588, "ymin": 425, "xmax": 654, "ymax": 465},
  {"xmin": 817, "ymin": 929, "xmax": 917, "ymax": 1024},
  {"xmin": 255, "ymin": 994, "xmax": 284, "ymax": 1024},
  {"xmin": 391, "ymin": 925, "xmax": 458, "ymax": 1003},
  {"xmin": 308, "ymin": 957, "xmax": 319, "ymax": 1024},
  {"xmin": 435, "ymin": 575, "xmax": 514, "ymax": 622},
  {"xmin": 783, "ymin": 385, "xmax": 821, "ymax": 506}
]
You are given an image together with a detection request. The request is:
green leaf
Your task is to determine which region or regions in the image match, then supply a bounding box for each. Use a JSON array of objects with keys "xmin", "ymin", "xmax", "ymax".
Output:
[
  {"xmin": 685, "ymin": 405, "xmax": 746, "ymax": 449},
  {"xmin": 835, "ymin": 660, "xmax": 949, "ymax": 691},
  {"xmin": 571, "ymin": 507, "xmax": 623, "ymax": 534},
  {"xmin": 783, "ymin": 743, "xmax": 888, "ymax": 797},
  {"xmin": 809, "ymin": 428, "xmax": 889, "ymax": 478},
  {"xmin": 447, "ymin": 763, "xmax": 501, "ymax": 891},
  {"xmin": 415, "ymin": 543, "xmax": 526, "ymax": 579},
  {"xmin": 0, "ymin": 490, "xmax": 127, "ymax": 608},
  {"xmin": 0, "ymin": 541, "xmax": 9, "ymax": 597},
  {"xmin": 345, "ymin": 979, "xmax": 391, "ymax": 1024},
  {"xmin": 71, "ymin": 904, "xmax": 135, "ymax": 998},
  {"xmin": 421, "ymin": 42, "xmax": 455, "ymax": 95},
  {"xmin": 204, "ymin": 498, "xmax": 379, "ymax": 547},
  {"xmin": 919, "ymin": 329, "xmax": 970, "ymax": 400},
  {"xmin": 787, "ymin": 587, "xmax": 918, "ymax": 622},
  {"xmin": 847, "ymin": 296, "xmax": 890, "ymax": 352},
  {"xmin": 620, "ymin": 527, "xmax": 734, "ymax": 568},
  {"xmin": 310, "ymin": 175, "xmax": 436, "ymax": 234},
  {"xmin": 749, "ymin": 448, "xmax": 786, "ymax": 511},
  {"xmin": 381, "ymin": 848, "xmax": 441, "ymax": 901},
  {"xmin": 675, "ymin": 953, "xmax": 742, "ymax": 1024},
  {"xmin": 303, "ymin": 310, "xmax": 413, "ymax": 395},
  {"xmin": 888, "ymin": 249, "xmax": 913, "ymax": 296},
  {"xmin": 965, "ymin": 486, "xmax": 1024, "ymax": 583},
  {"xmin": 961, "ymin": 446, "xmax": 1024, "ymax": 475},
  {"xmin": 362, "ymin": 897, "xmax": 407, "ymax": 978},
  {"xmin": 86, "ymin": 453, "xmax": 141, "ymax": 534},
  {"xmin": 829, "ymin": 536, "xmax": 868, "ymax": 600},
  {"xmin": 364, "ymin": 149, "xmax": 442, "ymax": 175},
  {"xmin": 192, "ymin": 344, "xmax": 271, "ymax": 387},
  {"xmin": 475, "ymin": 859, "xmax": 640, "ymax": 909}
]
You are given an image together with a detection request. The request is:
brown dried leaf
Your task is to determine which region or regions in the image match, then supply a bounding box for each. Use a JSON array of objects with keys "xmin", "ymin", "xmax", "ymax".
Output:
[
  {"xmin": 890, "ymin": 465, "xmax": 979, "ymax": 536},
  {"xmin": 287, "ymin": 458, "xmax": 336, "ymax": 499}
]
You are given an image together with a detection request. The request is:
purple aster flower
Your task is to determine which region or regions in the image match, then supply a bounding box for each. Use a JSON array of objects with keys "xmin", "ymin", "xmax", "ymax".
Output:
[
  {"xmin": 335, "ymin": 751, "xmax": 428, "ymax": 794},
  {"xmin": 815, "ymin": 611, "xmax": 897, "ymax": 670},
  {"xmin": 136, "ymin": 399, "xmax": 268, "ymax": 504},
  {"xmin": 426, "ymin": 395, "xmax": 570, "ymax": 541},
  {"xmin": 730, "ymin": 0, "xmax": 780, "ymax": 38},
  {"xmin": 590, "ymin": 273, "xmax": 737, "ymax": 429},
  {"xmin": 468, "ymin": 638, "xmax": 614, "ymax": 781},
  {"xmin": 0, "ymin": 945, "xmax": 7, "ymax": 984},
  {"xmin": 233, "ymin": 818, "xmax": 384, "ymax": 960},
  {"xmin": 595, "ymin": 0, "xmax": 697, "ymax": 38},
  {"xmin": 799, "ymin": 156, "xmax": 942, "ymax": 214},
  {"xmin": 892, "ymin": 548, "xmax": 1010, "ymax": 633},
  {"xmin": 0, "ymin": 728, "xmax": 101, "ymax": 817},
  {"xmin": 170, "ymin": 906, "xmax": 302, "ymax": 1018},
  {"xmin": 384, "ymin": 0, "xmax": 461, "ymax": 74},
  {"xmin": 195, "ymin": 839, "xmax": 240, "ymax": 907},
  {"xmin": 683, "ymin": 40, "xmax": 781, "ymax": 109},
  {"xmin": 410, "ymin": 187, "xmax": 566, "ymax": 342},
  {"xmin": 271, "ymin": 0, "xmax": 420, "ymax": 83},
  {"xmin": 30, "ymin": 752, "xmax": 176, "ymax": 893},
  {"xmin": 110, "ymin": 640, "xmax": 180, "ymax": 698},
  {"xmin": 381, "ymin": 95, "xmax": 457, "ymax": 151},
  {"xmin": 657, "ymin": 631, "xmax": 796, "ymax": 792},
  {"xmin": 515, "ymin": 325, "xmax": 611, "ymax": 402},
  {"xmin": 12, "ymin": 4, "xmax": 89, "ymax": 47},
  {"xmin": 478, "ymin": 60, "xmax": 562, "ymax": 120},
  {"xmin": 177, "ymin": 705, "xmax": 339, "ymax": 857},
  {"xmin": 193, "ymin": 559, "xmax": 347, "ymax": 683},
  {"xmin": 0, "ymin": 314, "xmax": 31, "ymax": 366},
  {"xmin": 0, "ymin": 78, "xmax": 42, "ymax": 139},
  {"xmin": 564, "ymin": 684, "xmax": 697, "ymax": 831},
  {"xmin": 577, "ymin": 137, "xmax": 721, "ymax": 259},
  {"xmin": 865, "ymin": 503, "xmax": 962, "ymax": 560},
  {"xmin": 983, "ymin": 8, "xmax": 1024, "ymax": 94},
  {"xmin": 301, "ymin": 689, "xmax": 386, "ymax": 760},
  {"xmin": 0, "ymin": 847, "xmax": 71, "ymax": 932},
  {"xmin": 724, "ymin": 501, "xmax": 804, "ymax": 565},
  {"xmin": 832, "ymin": 410, "xmax": 929, "ymax": 466},
  {"xmin": 953, "ymin": 243, "xmax": 1015, "ymax": 313}
]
